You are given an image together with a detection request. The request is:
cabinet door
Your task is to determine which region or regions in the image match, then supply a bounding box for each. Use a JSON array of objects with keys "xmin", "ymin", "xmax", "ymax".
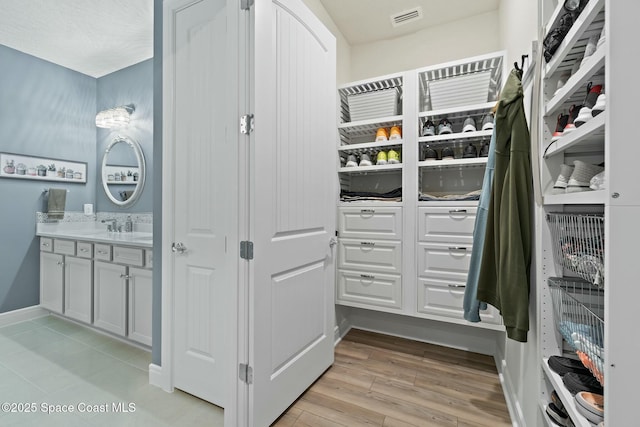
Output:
[
  {"xmin": 93, "ymin": 261, "xmax": 127, "ymax": 336},
  {"xmin": 64, "ymin": 256, "xmax": 93, "ymax": 324},
  {"xmin": 128, "ymin": 267, "xmax": 152, "ymax": 346},
  {"xmin": 40, "ymin": 252, "xmax": 64, "ymax": 313}
]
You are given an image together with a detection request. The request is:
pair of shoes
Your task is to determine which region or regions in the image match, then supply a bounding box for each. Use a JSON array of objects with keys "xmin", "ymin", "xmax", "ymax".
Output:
[
  {"xmin": 422, "ymin": 119, "xmax": 436, "ymax": 137},
  {"xmin": 544, "ymin": 12, "xmax": 575, "ymax": 62},
  {"xmin": 375, "ymin": 126, "xmax": 402, "ymax": 142},
  {"xmin": 575, "ymin": 392, "xmax": 604, "ymax": 425},
  {"xmin": 552, "ymin": 160, "xmax": 605, "ymax": 193},
  {"xmin": 462, "ymin": 117, "xmax": 477, "ymax": 132},
  {"xmin": 548, "ymin": 355, "xmax": 590, "ymax": 376},
  {"xmin": 479, "ymin": 141, "xmax": 490, "ymax": 157},
  {"xmin": 481, "ymin": 113, "xmax": 494, "ymax": 131},
  {"xmin": 462, "ymin": 143, "xmax": 478, "ymax": 158},
  {"xmin": 563, "ymin": 371, "xmax": 603, "ymax": 395},
  {"xmin": 546, "ymin": 402, "xmax": 570, "ymax": 426},
  {"xmin": 575, "ymin": 83, "xmax": 604, "ymax": 127},
  {"xmin": 345, "ymin": 153, "xmax": 376, "ymax": 167},
  {"xmin": 437, "ymin": 118, "xmax": 453, "ymax": 135},
  {"xmin": 376, "ymin": 149, "xmax": 400, "ymax": 165},
  {"xmin": 422, "ymin": 146, "xmax": 454, "ymax": 161},
  {"xmin": 551, "ymin": 101, "xmax": 584, "ymax": 141}
]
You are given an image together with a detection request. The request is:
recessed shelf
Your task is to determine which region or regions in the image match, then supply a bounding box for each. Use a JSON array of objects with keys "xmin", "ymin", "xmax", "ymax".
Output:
[
  {"xmin": 418, "ymin": 129, "xmax": 493, "ymax": 144},
  {"xmin": 338, "ymin": 115, "xmax": 403, "ymax": 136},
  {"xmin": 418, "ymin": 157, "xmax": 488, "ymax": 169},
  {"xmin": 541, "ymin": 358, "xmax": 593, "ymax": 427},
  {"xmin": 543, "ymin": 113, "xmax": 605, "ymax": 158},
  {"xmin": 418, "ymin": 102, "xmax": 495, "ymax": 121},
  {"xmin": 543, "ymin": 190, "xmax": 605, "ymax": 205},
  {"xmin": 338, "ymin": 140, "xmax": 403, "ymax": 152},
  {"xmin": 338, "ymin": 164, "xmax": 403, "ymax": 174}
]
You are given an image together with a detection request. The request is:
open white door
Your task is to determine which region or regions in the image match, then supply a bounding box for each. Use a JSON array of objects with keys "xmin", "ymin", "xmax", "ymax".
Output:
[{"xmin": 248, "ymin": 0, "xmax": 337, "ymax": 425}]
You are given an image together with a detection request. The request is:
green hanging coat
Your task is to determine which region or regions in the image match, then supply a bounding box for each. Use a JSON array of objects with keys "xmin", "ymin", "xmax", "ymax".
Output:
[{"xmin": 476, "ymin": 68, "xmax": 533, "ymax": 342}]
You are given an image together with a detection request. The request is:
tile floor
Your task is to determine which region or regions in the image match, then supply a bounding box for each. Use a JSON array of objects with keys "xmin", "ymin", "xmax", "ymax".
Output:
[{"xmin": 0, "ymin": 315, "xmax": 224, "ymax": 427}]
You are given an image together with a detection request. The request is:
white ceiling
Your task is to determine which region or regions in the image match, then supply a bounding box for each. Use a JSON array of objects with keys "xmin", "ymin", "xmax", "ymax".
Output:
[
  {"xmin": 0, "ymin": 0, "xmax": 499, "ymax": 78},
  {"xmin": 0, "ymin": 0, "xmax": 153, "ymax": 78},
  {"xmin": 319, "ymin": 0, "xmax": 500, "ymax": 45}
]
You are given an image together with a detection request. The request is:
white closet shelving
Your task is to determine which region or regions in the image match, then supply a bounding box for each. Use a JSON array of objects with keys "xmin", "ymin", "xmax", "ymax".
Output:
[
  {"xmin": 335, "ymin": 52, "xmax": 506, "ymax": 331},
  {"xmin": 537, "ymin": 0, "xmax": 608, "ymax": 425}
]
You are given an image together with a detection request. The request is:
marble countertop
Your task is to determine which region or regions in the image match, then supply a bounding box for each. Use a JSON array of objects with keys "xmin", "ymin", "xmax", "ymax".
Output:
[{"xmin": 36, "ymin": 222, "xmax": 153, "ymax": 248}]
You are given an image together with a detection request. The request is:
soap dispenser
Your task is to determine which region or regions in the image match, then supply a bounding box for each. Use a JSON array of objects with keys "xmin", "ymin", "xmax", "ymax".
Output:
[{"xmin": 125, "ymin": 215, "xmax": 133, "ymax": 233}]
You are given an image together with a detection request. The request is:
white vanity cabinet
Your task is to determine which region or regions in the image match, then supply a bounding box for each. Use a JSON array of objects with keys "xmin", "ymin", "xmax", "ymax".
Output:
[{"xmin": 38, "ymin": 235, "xmax": 152, "ymax": 347}]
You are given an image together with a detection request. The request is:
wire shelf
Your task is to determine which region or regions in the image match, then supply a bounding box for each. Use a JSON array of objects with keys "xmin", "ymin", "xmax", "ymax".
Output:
[
  {"xmin": 549, "ymin": 277, "xmax": 604, "ymax": 386},
  {"xmin": 546, "ymin": 213, "xmax": 604, "ymax": 288}
]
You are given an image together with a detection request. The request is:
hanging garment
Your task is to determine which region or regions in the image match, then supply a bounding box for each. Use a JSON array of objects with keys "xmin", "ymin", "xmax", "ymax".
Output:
[
  {"xmin": 476, "ymin": 68, "xmax": 533, "ymax": 342},
  {"xmin": 463, "ymin": 120, "xmax": 496, "ymax": 322}
]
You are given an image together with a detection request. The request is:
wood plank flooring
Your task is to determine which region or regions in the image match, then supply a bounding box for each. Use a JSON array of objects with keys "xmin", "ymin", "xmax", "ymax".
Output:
[{"xmin": 273, "ymin": 329, "xmax": 512, "ymax": 427}]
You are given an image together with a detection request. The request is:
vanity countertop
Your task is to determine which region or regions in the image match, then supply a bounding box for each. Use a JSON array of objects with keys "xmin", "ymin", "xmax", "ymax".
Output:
[{"xmin": 36, "ymin": 222, "xmax": 153, "ymax": 248}]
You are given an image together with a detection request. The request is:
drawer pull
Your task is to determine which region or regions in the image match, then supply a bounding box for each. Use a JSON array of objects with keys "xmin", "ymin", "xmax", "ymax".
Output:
[
  {"xmin": 360, "ymin": 241, "xmax": 375, "ymax": 246},
  {"xmin": 42, "ymin": 242, "xmax": 50, "ymax": 247},
  {"xmin": 449, "ymin": 209, "xmax": 467, "ymax": 214},
  {"xmin": 448, "ymin": 247, "xmax": 467, "ymax": 251},
  {"xmin": 360, "ymin": 274, "xmax": 375, "ymax": 280},
  {"xmin": 97, "ymin": 250, "xmax": 108, "ymax": 255},
  {"xmin": 57, "ymin": 261, "xmax": 64, "ymax": 267},
  {"xmin": 120, "ymin": 274, "xmax": 130, "ymax": 280},
  {"xmin": 360, "ymin": 209, "xmax": 375, "ymax": 214},
  {"xmin": 448, "ymin": 284, "xmax": 466, "ymax": 288},
  {"xmin": 80, "ymin": 248, "xmax": 89, "ymax": 253}
]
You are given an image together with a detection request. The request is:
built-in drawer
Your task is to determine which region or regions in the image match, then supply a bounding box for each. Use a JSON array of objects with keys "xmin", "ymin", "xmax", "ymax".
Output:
[
  {"xmin": 417, "ymin": 243, "xmax": 472, "ymax": 281},
  {"xmin": 40, "ymin": 237, "xmax": 53, "ymax": 252},
  {"xmin": 145, "ymin": 250, "xmax": 153, "ymax": 268},
  {"xmin": 338, "ymin": 238, "xmax": 401, "ymax": 274},
  {"xmin": 76, "ymin": 242, "xmax": 93, "ymax": 259},
  {"xmin": 94, "ymin": 244, "xmax": 112, "ymax": 261},
  {"xmin": 417, "ymin": 277, "xmax": 501, "ymax": 324},
  {"xmin": 54, "ymin": 239, "xmax": 76, "ymax": 256},
  {"xmin": 337, "ymin": 269, "xmax": 402, "ymax": 309},
  {"xmin": 338, "ymin": 206, "xmax": 402, "ymax": 240},
  {"xmin": 417, "ymin": 207, "xmax": 477, "ymax": 244},
  {"xmin": 113, "ymin": 246, "xmax": 144, "ymax": 267}
]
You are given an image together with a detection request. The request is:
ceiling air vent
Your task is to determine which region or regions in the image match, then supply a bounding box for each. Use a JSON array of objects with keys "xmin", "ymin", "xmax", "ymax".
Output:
[{"xmin": 390, "ymin": 7, "xmax": 423, "ymax": 28}]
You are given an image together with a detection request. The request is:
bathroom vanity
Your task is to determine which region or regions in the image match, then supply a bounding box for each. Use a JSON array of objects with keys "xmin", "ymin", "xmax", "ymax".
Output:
[{"xmin": 37, "ymin": 222, "xmax": 153, "ymax": 346}]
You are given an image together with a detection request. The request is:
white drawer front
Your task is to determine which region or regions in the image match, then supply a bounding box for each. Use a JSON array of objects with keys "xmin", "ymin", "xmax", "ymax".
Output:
[
  {"xmin": 338, "ymin": 207, "xmax": 402, "ymax": 240},
  {"xmin": 54, "ymin": 239, "xmax": 76, "ymax": 256},
  {"xmin": 337, "ymin": 270, "xmax": 401, "ymax": 309},
  {"xmin": 338, "ymin": 238, "xmax": 401, "ymax": 274},
  {"xmin": 94, "ymin": 244, "xmax": 112, "ymax": 261},
  {"xmin": 418, "ymin": 207, "xmax": 477, "ymax": 243},
  {"xmin": 417, "ymin": 243, "xmax": 471, "ymax": 281},
  {"xmin": 76, "ymin": 242, "xmax": 93, "ymax": 259},
  {"xmin": 417, "ymin": 277, "xmax": 502, "ymax": 324},
  {"xmin": 145, "ymin": 250, "xmax": 153, "ymax": 268},
  {"xmin": 40, "ymin": 237, "xmax": 53, "ymax": 252},
  {"xmin": 113, "ymin": 246, "xmax": 144, "ymax": 267}
]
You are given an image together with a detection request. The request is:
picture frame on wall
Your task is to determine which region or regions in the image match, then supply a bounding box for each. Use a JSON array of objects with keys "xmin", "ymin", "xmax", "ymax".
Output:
[{"xmin": 0, "ymin": 152, "xmax": 87, "ymax": 184}]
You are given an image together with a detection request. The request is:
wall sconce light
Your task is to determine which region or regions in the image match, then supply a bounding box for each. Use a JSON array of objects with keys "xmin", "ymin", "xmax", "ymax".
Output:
[{"xmin": 95, "ymin": 104, "xmax": 135, "ymax": 128}]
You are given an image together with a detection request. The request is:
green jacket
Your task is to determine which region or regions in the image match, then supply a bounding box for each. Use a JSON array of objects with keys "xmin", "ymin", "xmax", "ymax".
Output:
[{"xmin": 476, "ymin": 68, "xmax": 533, "ymax": 342}]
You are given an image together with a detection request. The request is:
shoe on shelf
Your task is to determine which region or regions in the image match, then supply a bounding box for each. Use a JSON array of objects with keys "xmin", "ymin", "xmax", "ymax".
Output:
[
  {"xmin": 554, "ymin": 70, "xmax": 572, "ymax": 97},
  {"xmin": 580, "ymin": 33, "xmax": 600, "ymax": 68},
  {"xmin": 551, "ymin": 390, "xmax": 565, "ymax": 413},
  {"xmin": 375, "ymin": 127, "xmax": 389, "ymax": 142},
  {"xmin": 591, "ymin": 92, "xmax": 606, "ymax": 116},
  {"xmin": 563, "ymin": 372, "xmax": 603, "ymax": 396},
  {"xmin": 462, "ymin": 116, "xmax": 477, "ymax": 133},
  {"xmin": 376, "ymin": 150, "xmax": 388, "ymax": 165},
  {"xmin": 359, "ymin": 153, "xmax": 372, "ymax": 167},
  {"xmin": 566, "ymin": 160, "xmax": 605, "ymax": 193},
  {"xmin": 575, "ymin": 83, "xmax": 603, "ymax": 127},
  {"xmin": 422, "ymin": 146, "xmax": 438, "ymax": 161},
  {"xmin": 575, "ymin": 392, "xmax": 604, "ymax": 425},
  {"xmin": 422, "ymin": 119, "xmax": 436, "ymax": 137},
  {"xmin": 596, "ymin": 25, "xmax": 605, "ymax": 50},
  {"xmin": 345, "ymin": 154, "xmax": 358, "ymax": 167},
  {"xmin": 552, "ymin": 164, "xmax": 575, "ymax": 194},
  {"xmin": 481, "ymin": 113, "xmax": 494, "ymax": 131},
  {"xmin": 479, "ymin": 141, "xmax": 490, "ymax": 157},
  {"xmin": 437, "ymin": 118, "xmax": 453, "ymax": 135},
  {"xmin": 546, "ymin": 402, "xmax": 569, "ymax": 427},
  {"xmin": 462, "ymin": 143, "xmax": 478, "ymax": 158},
  {"xmin": 389, "ymin": 126, "xmax": 402, "ymax": 140},
  {"xmin": 387, "ymin": 149, "xmax": 400, "ymax": 164},
  {"xmin": 551, "ymin": 113, "xmax": 570, "ymax": 142},
  {"xmin": 562, "ymin": 104, "xmax": 582, "ymax": 135},
  {"xmin": 441, "ymin": 146, "xmax": 455, "ymax": 160}
]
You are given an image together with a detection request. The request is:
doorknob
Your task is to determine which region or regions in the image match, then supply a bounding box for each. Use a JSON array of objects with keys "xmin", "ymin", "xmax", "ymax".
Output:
[
  {"xmin": 172, "ymin": 242, "xmax": 187, "ymax": 254},
  {"xmin": 329, "ymin": 237, "xmax": 337, "ymax": 248}
]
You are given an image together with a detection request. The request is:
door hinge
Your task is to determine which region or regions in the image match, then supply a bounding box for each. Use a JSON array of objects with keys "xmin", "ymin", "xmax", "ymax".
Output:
[
  {"xmin": 240, "ymin": 240, "xmax": 254, "ymax": 260},
  {"xmin": 239, "ymin": 363, "xmax": 253, "ymax": 384},
  {"xmin": 240, "ymin": 0, "xmax": 254, "ymax": 11},
  {"xmin": 240, "ymin": 114, "xmax": 254, "ymax": 134}
]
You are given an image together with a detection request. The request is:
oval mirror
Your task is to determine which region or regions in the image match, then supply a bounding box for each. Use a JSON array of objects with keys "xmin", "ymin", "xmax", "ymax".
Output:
[{"xmin": 101, "ymin": 135, "xmax": 146, "ymax": 207}]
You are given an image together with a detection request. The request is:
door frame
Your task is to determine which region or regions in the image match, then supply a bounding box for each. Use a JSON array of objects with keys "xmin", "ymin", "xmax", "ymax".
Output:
[{"xmin": 156, "ymin": 0, "xmax": 245, "ymax": 426}]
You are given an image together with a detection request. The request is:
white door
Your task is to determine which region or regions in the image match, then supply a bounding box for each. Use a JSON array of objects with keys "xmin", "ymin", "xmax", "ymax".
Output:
[
  {"xmin": 169, "ymin": 0, "xmax": 236, "ymax": 407},
  {"xmin": 249, "ymin": 1, "xmax": 337, "ymax": 425}
]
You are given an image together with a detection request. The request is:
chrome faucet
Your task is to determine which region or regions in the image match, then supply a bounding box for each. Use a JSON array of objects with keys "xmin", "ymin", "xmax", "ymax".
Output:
[{"xmin": 101, "ymin": 218, "xmax": 118, "ymax": 232}]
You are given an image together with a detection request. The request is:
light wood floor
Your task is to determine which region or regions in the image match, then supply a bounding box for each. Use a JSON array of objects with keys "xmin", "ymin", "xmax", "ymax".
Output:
[{"xmin": 273, "ymin": 329, "xmax": 512, "ymax": 427}]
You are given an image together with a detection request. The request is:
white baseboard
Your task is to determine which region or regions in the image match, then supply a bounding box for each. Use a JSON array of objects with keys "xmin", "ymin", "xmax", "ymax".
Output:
[
  {"xmin": 149, "ymin": 363, "xmax": 173, "ymax": 393},
  {"xmin": 0, "ymin": 306, "xmax": 48, "ymax": 327},
  {"xmin": 496, "ymin": 357, "xmax": 526, "ymax": 427}
]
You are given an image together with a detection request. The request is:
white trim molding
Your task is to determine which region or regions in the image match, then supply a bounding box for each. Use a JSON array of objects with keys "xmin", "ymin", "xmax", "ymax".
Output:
[{"xmin": 0, "ymin": 306, "xmax": 48, "ymax": 327}]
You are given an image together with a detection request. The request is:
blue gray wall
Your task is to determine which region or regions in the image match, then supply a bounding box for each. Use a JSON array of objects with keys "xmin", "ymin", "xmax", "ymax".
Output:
[
  {"xmin": 0, "ymin": 44, "xmax": 97, "ymax": 312},
  {"xmin": 96, "ymin": 59, "xmax": 154, "ymax": 213},
  {"xmin": 0, "ymin": 45, "xmax": 154, "ymax": 316}
]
